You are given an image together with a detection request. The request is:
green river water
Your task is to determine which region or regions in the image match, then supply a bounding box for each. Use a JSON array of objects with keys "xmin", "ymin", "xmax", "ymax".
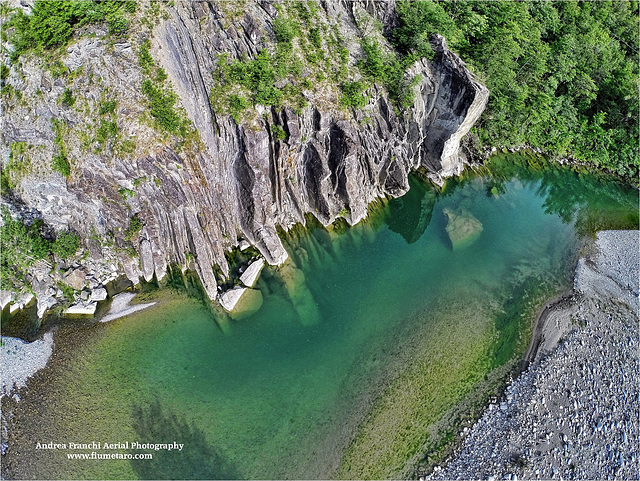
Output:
[{"xmin": 2, "ymin": 155, "xmax": 638, "ymax": 480}]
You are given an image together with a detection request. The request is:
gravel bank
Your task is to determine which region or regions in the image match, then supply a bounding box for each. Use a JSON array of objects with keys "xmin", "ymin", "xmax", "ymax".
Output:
[
  {"xmin": 1, "ymin": 332, "xmax": 54, "ymax": 400},
  {"xmin": 98, "ymin": 292, "xmax": 156, "ymax": 323},
  {"xmin": 428, "ymin": 231, "xmax": 639, "ymax": 480}
]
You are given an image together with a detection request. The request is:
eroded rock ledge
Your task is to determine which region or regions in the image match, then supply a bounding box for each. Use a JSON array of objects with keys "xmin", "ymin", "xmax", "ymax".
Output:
[{"xmin": 1, "ymin": 1, "xmax": 488, "ymax": 311}]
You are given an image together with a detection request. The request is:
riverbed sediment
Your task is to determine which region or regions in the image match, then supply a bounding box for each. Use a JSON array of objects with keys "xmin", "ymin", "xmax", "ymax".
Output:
[{"xmin": 427, "ymin": 230, "xmax": 639, "ymax": 480}]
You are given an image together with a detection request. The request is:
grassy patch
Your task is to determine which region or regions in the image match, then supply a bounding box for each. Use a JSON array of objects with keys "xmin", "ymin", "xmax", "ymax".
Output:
[
  {"xmin": 137, "ymin": 39, "xmax": 193, "ymax": 139},
  {"xmin": 51, "ymin": 119, "xmax": 71, "ymax": 177}
]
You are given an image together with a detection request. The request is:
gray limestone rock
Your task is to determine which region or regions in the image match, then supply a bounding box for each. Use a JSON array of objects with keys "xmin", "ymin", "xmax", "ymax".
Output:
[
  {"xmin": 219, "ymin": 286, "xmax": 247, "ymax": 312},
  {"xmin": 1, "ymin": 1, "xmax": 488, "ymax": 305},
  {"xmin": 62, "ymin": 269, "xmax": 86, "ymax": 291},
  {"xmin": 90, "ymin": 287, "xmax": 108, "ymax": 302},
  {"xmin": 64, "ymin": 301, "xmax": 97, "ymax": 316},
  {"xmin": 240, "ymin": 259, "xmax": 265, "ymax": 288}
]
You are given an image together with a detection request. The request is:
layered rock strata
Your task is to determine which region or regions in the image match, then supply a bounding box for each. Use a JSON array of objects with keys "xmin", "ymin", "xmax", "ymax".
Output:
[{"xmin": 1, "ymin": 1, "xmax": 488, "ymax": 309}]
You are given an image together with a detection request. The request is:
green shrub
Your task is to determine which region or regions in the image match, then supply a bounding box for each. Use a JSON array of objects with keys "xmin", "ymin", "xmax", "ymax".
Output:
[
  {"xmin": 119, "ymin": 139, "xmax": 136, "ymax": 154},
  {"xmin": 118, "ymin": 187, "xmax": 135, "ymax": 200},
  {"xmin": 0, "ymin": 64, "xmax": 9, "ymax": 80},
  {"xmin": 57, "ymin": 281, "xmax": 75, "ymax": 300},
  {"xmin": 0, "ymin": 208, "xmax": 52, "ymax": 289},
  {"xmin": 61, "ymin": 87, "xmax": 75, "ymax": 107},
  {"xmin": 273, "ymin": 17, "xmax": 299, "ymax": 43},
  {"xmin": 340, "ymin": 81, "xmax": 368, "ymax": 108},
  {"xmin": 271, "ymin": 124, "xmax": 287, "ymax": 141},
  {"xmin": 96, "ymin": 120, "xmax": 119, "ymax": 144},
  {"xmin": 228, "ymin": 94, "xmax": 248, "ymax": 122},
  {"xmin": 52, "ymin": 230, "xmax": 80, "ymax": 259},
  {"xmin": 52, "ymin": 153, "xmax": 71, "ymax": 176},
  {"xmin": 359, "ymin": 37, "xmax": 386, "ymax": 80},
  {"xmin": 308, "ymin": 27, "xmax": 322, "ymax": 48},
  {"xmin": 7, "ymin": 1, "xmax": 135, "ymax": 61},
  {"xmin": 124, "ymin": 215, "xmax": 143, "ymax": 241},
  {"xmin": 107, "ymin": 14, "xmax": 128, "ymax": 35},
  {"xmin": 141, "ymin": 79, "xmax": 184, "ymax": 134},
  {"xmin": 99, "ymin": 99, "xmax": 117, "ymax": 115},
  {"xmin": 132, "ymin": 176, "xmax": 146, "ymax": 187},
  {"xmin": 138, "ymin": 39, "xmax": 154, "ymax": 71}
]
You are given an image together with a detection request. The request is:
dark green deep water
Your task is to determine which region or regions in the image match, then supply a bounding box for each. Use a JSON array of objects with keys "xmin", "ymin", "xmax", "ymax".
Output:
[{"xmin": 3, "ymin": 156, "xmax": 639, "ymax": 480}]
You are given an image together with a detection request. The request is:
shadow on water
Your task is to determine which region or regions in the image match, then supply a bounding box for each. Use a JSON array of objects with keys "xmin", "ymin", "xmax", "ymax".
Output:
[
  {"xmin": 130, "ymin": 400, "xmax": 240, "ymax": 480},
  {"xmin": 386, "ymin": 175, "xmax": 437, "ymax": 244}
]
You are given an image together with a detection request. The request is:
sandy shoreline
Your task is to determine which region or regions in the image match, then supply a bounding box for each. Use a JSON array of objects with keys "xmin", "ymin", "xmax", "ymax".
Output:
[{"xmin": 428, "ymin": 230, "xmax": 639, "ymax": 480}]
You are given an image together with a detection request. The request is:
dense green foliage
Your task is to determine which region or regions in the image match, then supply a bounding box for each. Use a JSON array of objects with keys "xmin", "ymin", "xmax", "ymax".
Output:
[
  {"xmin": 270, "ymin": 124, "xmax": 287, "ymax": 141},
  {"xmin": 210, "ymin": 5, "xmax": 349, "ymax": 120},
  {"xmin": 7, "ymin": 0, "xmax": 136, "ymax": 61},
  {"xmin": 340, "ymin": 81, "xmax": 368, "ymax": 108},
  {"xmin": 141, "ymin": 79, "xmax": 185, "ymax": 135},
  {"xmin": 0, "ymin": 208, "xmax": 79, "ymax": 289},
  {"xmin": 52, "ymin": 230, "xmax": 80, "ymax": 259},
  {"xmin": 357, "ymin": 37, "xmax": 421, "ymax": 109},
  {"xmin": 1, "ymin": 142, "xmax": 31, "ymax": 192},
  {"xmin": 393, "ymin": 0, "xmax": 639, "ymax": 177}
]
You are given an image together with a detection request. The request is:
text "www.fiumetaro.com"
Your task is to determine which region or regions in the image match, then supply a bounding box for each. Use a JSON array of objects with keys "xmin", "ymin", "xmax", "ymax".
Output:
[{"xmin": 67, "ymin": 452, "xmax": 153, "ymax": 460}]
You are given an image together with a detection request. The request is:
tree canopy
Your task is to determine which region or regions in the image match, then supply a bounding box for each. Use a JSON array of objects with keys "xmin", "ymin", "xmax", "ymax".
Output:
[{"xmin": 393, "ymin": 0, "xmax": 639, "ymax": 178}]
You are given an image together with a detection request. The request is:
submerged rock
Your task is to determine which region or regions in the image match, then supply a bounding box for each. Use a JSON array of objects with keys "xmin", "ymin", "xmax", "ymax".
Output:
[
  {"xmin": 218, "ymin": 285, "xmax": 264, "ymax": 319},
  {"xmin": 443, "ymin": 208, "xmax": 483, "ymax": 249},
  {"xmin": 230, "ymin": 289, "xmax": 264, "ymax": 320},
  {"xmin": 277, "ymin": 261, "xmax": 321, "ymax": 326}
]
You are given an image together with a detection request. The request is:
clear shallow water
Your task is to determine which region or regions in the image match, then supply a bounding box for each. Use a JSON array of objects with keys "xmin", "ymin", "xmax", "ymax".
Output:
[{"xmin": 3, "ymin": 156, "xmax": 638, "ymax": 480}]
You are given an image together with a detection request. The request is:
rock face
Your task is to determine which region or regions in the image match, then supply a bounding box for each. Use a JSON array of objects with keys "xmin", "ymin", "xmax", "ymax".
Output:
[{"xmin": 1, "ymin": 1, "xmax": 488, "ymax": 304}]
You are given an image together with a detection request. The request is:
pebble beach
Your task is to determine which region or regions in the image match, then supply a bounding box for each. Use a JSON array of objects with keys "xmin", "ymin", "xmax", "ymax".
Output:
[{"xmin": 428, "ymin": 230, "xmax": 639, "ymax": 480}]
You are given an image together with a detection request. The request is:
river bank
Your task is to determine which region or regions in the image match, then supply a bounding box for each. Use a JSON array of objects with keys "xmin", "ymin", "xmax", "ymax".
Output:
[{"xmin": 427, "ymin": 230, "xmax": 639, "ymax": 480}]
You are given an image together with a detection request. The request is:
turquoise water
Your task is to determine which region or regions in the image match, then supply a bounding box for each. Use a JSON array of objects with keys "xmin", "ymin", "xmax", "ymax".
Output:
[{"xmin": 3, "ymin": 156, "xmax": 638, "ymax": 480}]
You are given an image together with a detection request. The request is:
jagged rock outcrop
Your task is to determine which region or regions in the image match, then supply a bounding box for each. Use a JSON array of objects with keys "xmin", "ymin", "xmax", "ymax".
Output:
[{"xmin": 1, "ymin": 0, "xmax": 488, "ymax": 307}]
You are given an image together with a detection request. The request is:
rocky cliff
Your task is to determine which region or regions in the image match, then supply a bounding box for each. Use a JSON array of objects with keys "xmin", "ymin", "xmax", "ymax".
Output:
[{"xmin": 0, "ymin": 0, "xmax": 488, "ymax": 313}]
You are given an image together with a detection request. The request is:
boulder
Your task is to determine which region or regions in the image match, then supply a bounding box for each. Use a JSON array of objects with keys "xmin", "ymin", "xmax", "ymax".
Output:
[
  {"xmin": 0, "ymin": 291, "xmax": 14, "ymax": 310},
  {"xmin": 64, "ymin": 301, "xmax": 97, "ymax": 316},
  {"xmin": 219, "ymin": 286, "xmax": 247, "ymax": 312},
  {"xmin": 9, "ymin": 292, "xmax": 35, "ymax": 314},
  {"xmin": 90, "ymin": 287, "xmax": 108, "ymax": 301},
  {"xmin": 63, "ymin": 268, "xmax": 86, "ymax": 290},
  {"xmin": 443, "ymin": 208, "xmax": 483, "ymax": 249},
  {"xmin": 229, "ymin": 289, "xmax": 263, "ymax": 320},
  {"xmin": 240, "ymin": 258, "xmax": 265, "ymax": 288},
  {"xmin": 37, "ymin": 296, "xmax": 58, "ymax": 319}
]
